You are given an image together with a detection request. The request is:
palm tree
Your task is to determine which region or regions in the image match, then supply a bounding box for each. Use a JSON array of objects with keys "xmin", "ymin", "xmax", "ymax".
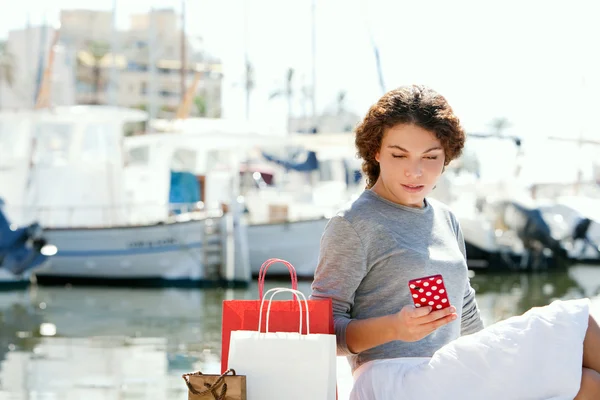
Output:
[
  {"xmin": 489, "ymin": 117, "xmax": 511, "ymax": 137},
  {"xmin": 244, "ymin": 60, "xmax": 254, "ymax": 120},
  {"xmin": 83, "ymin": 40, "xmax": 110, "ymax": 104},
  {"xmin": 336, "ymin": 90, "xmax": 346, "ymax": 115},
  {"xmin": 193, "ymin": 95, "xmax": 207, "ymax": 117},
  {"xmin": 269, "ymin": 68, "xmax": 294, "ymax": 131},
  {"xmin": 0, "ymin": 41, "xmax": 15, "ymax": 110}
]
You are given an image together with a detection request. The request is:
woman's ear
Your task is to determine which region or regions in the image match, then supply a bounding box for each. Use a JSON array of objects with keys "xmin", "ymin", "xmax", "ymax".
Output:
[{"xmin": 375, "ymin": 151, "xmax": 380, "ymax": 163}]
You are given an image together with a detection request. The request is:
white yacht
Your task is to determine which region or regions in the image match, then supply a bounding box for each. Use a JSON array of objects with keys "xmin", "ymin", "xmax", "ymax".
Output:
[{"xmin": 0, "ymin": 107, "xmax": 253, "ymax": 285}]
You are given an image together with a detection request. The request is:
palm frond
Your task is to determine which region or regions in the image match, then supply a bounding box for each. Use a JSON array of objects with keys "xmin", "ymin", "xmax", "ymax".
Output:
[{"xmin": 0, "ymin": 41, "xmax": 15, "ymax": 86}]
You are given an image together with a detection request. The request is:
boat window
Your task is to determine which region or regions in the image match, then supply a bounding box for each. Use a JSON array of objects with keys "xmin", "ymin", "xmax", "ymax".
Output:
[
  {"xmin": 205, "ymin": 149, "xmax": 230, "ymax": 171},
  {"xmin": 32, "ymin": 122, "xmax": 73, "ymax": 166},
  {"xmin": 81, "ymin": 123, "xmax": 117, "ymax": 163},
  {"xmin": 318, "ymin": 159, "xmax": 335, "ymax": 181},
  {"xmin": 127, "ymin": 145, "xmax": 150, "ymax": 166},
  {"xmin": 171, "ymin": 148, "xmax": 197, "ymax": 171},
  {"xmin": 0, "ymin": 121, "xmax": 28, "ymax": 165}
]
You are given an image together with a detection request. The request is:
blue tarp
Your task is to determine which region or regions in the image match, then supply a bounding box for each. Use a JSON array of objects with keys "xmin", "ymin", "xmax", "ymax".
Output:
[
  {"xmin": 261, "ymin": 150, "xmax": 319, "ymax": 172},
  {"xmin": 169, "ymin": 171, "xmax": 201, "ymax": 206}
]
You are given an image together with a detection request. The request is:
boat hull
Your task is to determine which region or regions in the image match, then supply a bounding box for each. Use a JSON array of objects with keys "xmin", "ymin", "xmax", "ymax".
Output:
[
  {"xmin": 37, "ymin": 219, "xmax": 211, "ymax": 283},
  {"xmin": 247, "ymin": 218, "xmax": 329, "ymax": 278}
]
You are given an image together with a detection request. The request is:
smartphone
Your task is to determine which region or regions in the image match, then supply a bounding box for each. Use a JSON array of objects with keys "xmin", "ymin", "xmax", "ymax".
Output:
[{"xmin": 408, "ymin": 274, "xmax": 451, "ymax": 310}]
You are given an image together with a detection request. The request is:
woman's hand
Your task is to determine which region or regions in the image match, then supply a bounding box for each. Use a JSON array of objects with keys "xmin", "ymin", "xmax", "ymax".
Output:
[
  {"xmin": 345, "ymin": 304, "xmax": 458, "ymax": 353},
  {"xmin": 391, "ymin": 305, "xmax": 458, "ymax": 342}
]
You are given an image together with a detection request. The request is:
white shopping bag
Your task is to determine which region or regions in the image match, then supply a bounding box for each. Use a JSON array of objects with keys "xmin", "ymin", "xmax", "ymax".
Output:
[{"xmin": 228, "ymin": 288, "xmax": 337, "ymax": 400}]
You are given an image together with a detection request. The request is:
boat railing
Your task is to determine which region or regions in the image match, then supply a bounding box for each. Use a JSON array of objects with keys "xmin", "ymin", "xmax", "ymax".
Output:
[{"xmin": 4, "ymin": 202, "xmax": 225, "ymax": 229}]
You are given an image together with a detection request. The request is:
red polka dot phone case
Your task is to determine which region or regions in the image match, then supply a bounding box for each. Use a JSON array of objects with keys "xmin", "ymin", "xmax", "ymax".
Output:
[{"xmin": 408, "ymin": 274, "xmax": 451, "ymax": 310}]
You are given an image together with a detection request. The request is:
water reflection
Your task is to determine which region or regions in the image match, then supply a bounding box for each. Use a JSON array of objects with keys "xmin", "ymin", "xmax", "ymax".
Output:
[{"xmin": 0, "ymin": 266, "xmax": 598, "ymax": 399}]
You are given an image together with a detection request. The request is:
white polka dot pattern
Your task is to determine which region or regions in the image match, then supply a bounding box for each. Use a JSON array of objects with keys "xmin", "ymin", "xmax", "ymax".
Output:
[{"xmin": 408, "ymin": 274, "xmax": 451, "ymax": 310}]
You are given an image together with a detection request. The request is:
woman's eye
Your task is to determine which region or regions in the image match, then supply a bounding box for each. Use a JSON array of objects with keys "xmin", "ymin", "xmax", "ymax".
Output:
[
  {"xmin": 425, "ymin": 156, "xmax": 438, "ymax": 160},
  {"xmin": 392, "ymin": 155, "xmax": 406, "ymax": 159}
]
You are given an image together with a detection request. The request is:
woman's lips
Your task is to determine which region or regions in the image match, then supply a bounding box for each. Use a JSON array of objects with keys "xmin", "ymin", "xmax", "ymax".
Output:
[{"xmin": 401, "ymin": 184, "xmax": 425, "ymax": 193}]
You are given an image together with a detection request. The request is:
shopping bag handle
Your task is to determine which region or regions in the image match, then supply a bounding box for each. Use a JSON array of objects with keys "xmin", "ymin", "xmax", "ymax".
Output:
[
  {"xmin": 258, "ymin": 288, "xmax": 310, "ymax": 335},
  {"xmin": 258, "ymin": 258, "xmax": 298, "ymax": 299},
  {"xmin": 182, "ymin": 369, "xmax": 236, "ymax": 399}
]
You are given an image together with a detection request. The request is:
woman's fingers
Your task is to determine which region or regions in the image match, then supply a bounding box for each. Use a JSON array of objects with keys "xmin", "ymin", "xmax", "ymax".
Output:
[{"xmin": 416, "ymin": 306, "xmax": 457, "ymax": 324}]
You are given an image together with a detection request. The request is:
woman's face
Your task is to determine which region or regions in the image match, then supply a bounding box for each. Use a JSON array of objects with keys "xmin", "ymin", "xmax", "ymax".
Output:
[{"xmin": 372, "ymin": 123, "xmax": 446, "ymax": 208}]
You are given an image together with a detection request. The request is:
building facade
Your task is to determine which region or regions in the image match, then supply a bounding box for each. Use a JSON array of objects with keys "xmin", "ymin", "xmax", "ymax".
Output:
[{"xmin": 1, "ymin": 8, "xmax": 222, "ymax": 118}]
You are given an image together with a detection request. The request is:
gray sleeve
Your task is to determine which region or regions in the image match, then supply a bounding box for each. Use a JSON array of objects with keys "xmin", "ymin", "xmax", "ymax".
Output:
[
  {"xmin": 310, "ymin": 216, "xmax": 367, "ymax": 356},
  {"xmin": 461, "ymin": 278, "xmax": 484, "ymax": 335},
  {"xmin": 455, "ymin": 223, "xmax": 485, "ymax": 335}
]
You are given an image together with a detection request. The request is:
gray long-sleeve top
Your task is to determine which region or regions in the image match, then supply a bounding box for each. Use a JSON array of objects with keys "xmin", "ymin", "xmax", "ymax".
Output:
[{"xmin": 310, "ymin": 190, "xmax": 484, "ymax": 373}]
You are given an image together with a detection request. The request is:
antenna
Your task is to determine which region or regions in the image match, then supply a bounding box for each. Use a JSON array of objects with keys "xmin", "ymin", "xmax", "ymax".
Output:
[
  {"xmin": 34, "ymin": 23, "xmax": 61, "ymax": 109},
  {"xmin": 360, "ymin": 0, "xmax": 385, "ymax": 94},
  {"xmin": 180, "ymin": 0, "xmax": 187, "ymax": 103},
  {"xmin": 108, "ymin": 0, "xmax": 119, "ymax": 106},
  {"xmin": 310, "ymin": 0, "xmax": 317, "ymax": 130}
]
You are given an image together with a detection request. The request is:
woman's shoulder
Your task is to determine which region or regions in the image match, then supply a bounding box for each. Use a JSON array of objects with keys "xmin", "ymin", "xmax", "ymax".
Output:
[
  {"xmin": 426, "ymin": 197, "xmax": 453, "ymax": 214},
  {"xmin": 426, "ymin": 197, "xmax": 461, "ymax": 232},
  {"xmin": 333, "ymin": 190, "xmax": 381, "ymax": 223}
]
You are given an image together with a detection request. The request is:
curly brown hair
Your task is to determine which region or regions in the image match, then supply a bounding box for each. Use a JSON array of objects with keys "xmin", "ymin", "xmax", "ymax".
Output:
[{"xmin": 355, "ymin": 85, "xmax": 466, "ymax": 188}]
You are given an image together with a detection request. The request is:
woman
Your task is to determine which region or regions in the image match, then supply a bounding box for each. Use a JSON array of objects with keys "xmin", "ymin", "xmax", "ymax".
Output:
[{"xmin": 310, "ymin": 85, "xmax": 600, "ymax": 399}]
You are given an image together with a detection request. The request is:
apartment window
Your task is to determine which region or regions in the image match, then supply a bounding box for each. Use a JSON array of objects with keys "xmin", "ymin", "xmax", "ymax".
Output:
[
  {"xmin": 159, "ymin": 90, "xmax": 178, "ymax": 98},
  {"xmin": 140, "ymin": 82, "xmax": 147, "ymax": 95},
  {"xmin": 76, "ymin": 82, "xmax": 94, "ymax": 94},
  {"xmin": 127, "ymin": 62, "xmax": 148, "ymax": 72}
]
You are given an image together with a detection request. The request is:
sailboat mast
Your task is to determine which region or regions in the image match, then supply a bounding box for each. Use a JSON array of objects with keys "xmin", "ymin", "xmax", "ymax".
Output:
[
  {"xmin": 35, "ymin": 25, "xmax": 61, "ymax": 109},
  {"xmin": 310, "ymin": 0, "xmax": 316, "ymax": 131},
  {"xmin": 33, "ymin": 13, "xmax": 48, "ymax": 106},
  {"xmin": 243, "ymin": 0, "xmax": 250, "ymax": 120},
  {"xmin": 180, "ymin": 0, "xmax": 187, "ymax": 103},
  {"xmin": 147, "ymin": 7, "xmax": 158, "ymax": 127},
  {"xmin": 109, "ymin": 0, "xmax": 119, "ymax": 106}
]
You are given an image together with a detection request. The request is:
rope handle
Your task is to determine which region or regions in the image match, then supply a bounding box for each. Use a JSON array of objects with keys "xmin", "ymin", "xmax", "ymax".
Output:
[
  {"xmin": 182, "ymin": 369, "xmax": 236, "ymax": 399},
  {"xmin": 258, "ymin": 288, "xmax": 310, "ymax": 335},
  {"xmin": 258, "ymin": 258, "xmax": 298, "ymax": 299}
]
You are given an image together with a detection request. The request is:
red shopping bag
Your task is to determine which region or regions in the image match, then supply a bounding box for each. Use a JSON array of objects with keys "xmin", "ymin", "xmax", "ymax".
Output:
[{"xmin": 221, "ymin": 258, "xmax": 334, "ymax": 374}]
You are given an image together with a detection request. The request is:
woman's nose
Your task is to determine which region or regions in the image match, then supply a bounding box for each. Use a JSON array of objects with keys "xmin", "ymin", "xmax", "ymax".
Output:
[{"xmin": 404, "ymin": 161, "xmax": 423, "ymax": 178}]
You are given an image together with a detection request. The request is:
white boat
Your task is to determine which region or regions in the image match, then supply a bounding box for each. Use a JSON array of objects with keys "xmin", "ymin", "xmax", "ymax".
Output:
[
  {"xmin": 147, "ymin": 123, "xmax": 364, "ymax": 279},
  {"xmin": 436, "ymin": 135, "xmax": 600, "ymax": 266},
  {"xmin": 246, "ymin": 218, "xmax": 330, "ymax": 278},
  {"xmin": 41, "ymin": 215, "xmax": 205, "ymax": 282},
  {"xmin": 240, "ymin": 133, "xmax": 363, "ymax": 277},
  {"xmin": 538, "ymin": 195, "xmax": 600, "ymax": 262},
  {"xmin": 0, "ymin": 107, "xmax": 252, "ymax": 285}
]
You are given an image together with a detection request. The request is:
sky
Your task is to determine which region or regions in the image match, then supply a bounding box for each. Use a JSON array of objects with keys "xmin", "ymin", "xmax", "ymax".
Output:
[{"xmin": 1, "ymin": 0, "xmax": 600, "ymax": 147}]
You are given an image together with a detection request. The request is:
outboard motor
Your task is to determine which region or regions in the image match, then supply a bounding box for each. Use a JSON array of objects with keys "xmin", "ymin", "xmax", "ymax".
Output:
[
  {"xmin": 495, "ymin": 201, "xmax": 570, "ymax": 270},
  {"xmin": 0, "ymin": 198, "xmax": 56, "ymax": 275},
  {"xmin": 572, "ymin": 217, "xmax": 600, "ymax": 259}
]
